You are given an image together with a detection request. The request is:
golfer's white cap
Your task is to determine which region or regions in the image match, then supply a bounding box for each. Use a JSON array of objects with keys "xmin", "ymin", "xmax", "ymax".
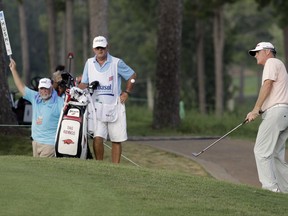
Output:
[
  {"xmin": 38, "ymin": 78, "xmax": 52, "ymax": 89},
  {"xmin": 248, "ymin": 42, "xmax": 276, "ymax": 56},
  {"xmin": 92, "ymin": 36, "xmax": 108, "ymax": 48}
]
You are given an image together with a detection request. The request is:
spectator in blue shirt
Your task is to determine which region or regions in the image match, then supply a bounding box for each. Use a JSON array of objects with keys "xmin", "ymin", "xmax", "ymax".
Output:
[{"xmin": 9, "ymin": 59, "xmax": 64, "ymax": 157}]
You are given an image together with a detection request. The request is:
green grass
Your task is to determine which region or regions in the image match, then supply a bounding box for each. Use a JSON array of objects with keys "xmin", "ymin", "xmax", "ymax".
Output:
[
  {"xmin": 0, "ymin": 130, "xmax": 209, "ymax": 177},
  {"xmin": 125, "ymin": 104, "xmax": 260, "ymax": 140},
  {"xmin": 1, "ymin": 156, "xmax": 287, "ymax": 216},
  {"xmin": 2, "ymin": 103, "xmax": 287, "ymax": 215},
  {"xmin": 232, "ymin": 75, "xmax": 259, "ymax": 96},
  {"xmin": 0, "ymin": 131, "xmax": 32, "ymax": 156}
]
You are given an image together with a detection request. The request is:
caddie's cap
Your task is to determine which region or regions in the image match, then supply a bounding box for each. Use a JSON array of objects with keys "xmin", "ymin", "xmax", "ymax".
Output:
[
  {"xmin": 248, "ymin": 42, "xmax": 276, "ymax": 56},
  {"xmin": 92, "ymin": 36, "xmax": 108, "ymax": 48},
  {"xmin": 38, "ymin": 78, "xmax": 52, "ymax": 89}
]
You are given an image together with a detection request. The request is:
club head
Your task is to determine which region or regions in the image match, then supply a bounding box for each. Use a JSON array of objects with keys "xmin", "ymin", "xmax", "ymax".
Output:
[{"xmin": 192, "ymin": 152, "xmax": 201, "ymax": 157}]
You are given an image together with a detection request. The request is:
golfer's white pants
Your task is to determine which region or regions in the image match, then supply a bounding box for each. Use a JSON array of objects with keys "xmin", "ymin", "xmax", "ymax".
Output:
[{"xmin": 255, "ymin": 105, "xmax": 288, "ymax": 193}]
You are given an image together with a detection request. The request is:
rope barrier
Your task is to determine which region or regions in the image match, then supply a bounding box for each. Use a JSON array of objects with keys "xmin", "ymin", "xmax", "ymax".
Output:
[
  {"xmin": 0, "ymin": 124, "xmax": 31, "ymax": 127},
  {"xmin": 87, "ymin": 132, "xmax": 141, "ymax": 167},
  {"xmin": 103, "ymin": 142, "xmax": 141, "ymax": 167}
]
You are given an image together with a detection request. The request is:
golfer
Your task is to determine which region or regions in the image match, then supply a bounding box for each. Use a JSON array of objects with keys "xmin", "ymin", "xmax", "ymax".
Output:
[
  {"xmin": 9, "ymin": 59, "xmax": 64, "ymax": 157},
  {"xmin": 78, "ymin": 36, "xmax": 136, "ymax": 163},
  {"xmin": 246, "ymin": 42, "xmax": 288, "ymax": 193}
]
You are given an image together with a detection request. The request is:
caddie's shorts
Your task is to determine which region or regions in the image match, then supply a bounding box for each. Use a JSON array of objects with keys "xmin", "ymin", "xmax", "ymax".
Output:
[{"xmin": 95, "ymin": 102, "xmax": 127, "ymax": 142}]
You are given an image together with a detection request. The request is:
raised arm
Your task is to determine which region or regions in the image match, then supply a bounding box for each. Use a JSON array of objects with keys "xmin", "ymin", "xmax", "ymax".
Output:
[{"xmin": 9, "ymin": 59, "xmax": 25, "ymax": 95}]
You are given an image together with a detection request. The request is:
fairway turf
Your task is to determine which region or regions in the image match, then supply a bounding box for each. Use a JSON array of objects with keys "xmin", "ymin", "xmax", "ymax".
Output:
[{"xmin": 1, "ymin": 156, "xmax": 288, "ymax": 216}]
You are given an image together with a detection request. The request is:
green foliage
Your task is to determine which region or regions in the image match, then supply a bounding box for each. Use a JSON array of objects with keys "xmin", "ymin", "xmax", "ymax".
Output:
[
  {"xmin": 179, "ymin": 109, "xmax": 260, "ymax": 139},
  {"xmin": 233, "ymin": 74, "xmax": 260, "ymax": 96},
  {"xmin": 109, "ymin": 0, "xmax": 157, "ymax": 100},
  {"xmin": 1, "ymin": 156, "xmax": 288, "ymax": 216},
  {"xmin": 255, "ymin": 0, "xmax": 288, "ymax": 28},
  {"xmin": 2, "ymin": 0, "xmax": 285, "ymax": 119},
  {"xmin": 4, "ymin": 0, "xmax": 48, "ymax": 77},
  {"xmin": 225, "ymin": 0, "xmax": 284, "ymax": 68},
  {"xmin": 182, "ymin": 0, "xmax": 217, "ymax": 110},
  {"xmin": 126, "ymin": 102, "xmax": 259, "ymax": 139}
]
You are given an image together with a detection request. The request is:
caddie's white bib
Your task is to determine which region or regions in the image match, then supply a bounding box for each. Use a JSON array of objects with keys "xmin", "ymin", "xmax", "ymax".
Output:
[
  {"xmin": 87, "ymin": 57, "xmax": 119, "ymax": 105},
  {"xmin": 87, "ymin": 57, "xmax": 120, "ymax": 122}
]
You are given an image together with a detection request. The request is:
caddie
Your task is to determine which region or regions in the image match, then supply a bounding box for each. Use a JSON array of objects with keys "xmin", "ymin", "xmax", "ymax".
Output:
[{"xmin": 78, "ymin": 36, "xmax": 136, "ymax": 163}]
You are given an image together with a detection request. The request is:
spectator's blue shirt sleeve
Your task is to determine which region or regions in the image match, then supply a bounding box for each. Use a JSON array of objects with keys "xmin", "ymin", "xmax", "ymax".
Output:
[{"xmin": 23, "ymin": 86, "xmax": 38, "ymax": 103}]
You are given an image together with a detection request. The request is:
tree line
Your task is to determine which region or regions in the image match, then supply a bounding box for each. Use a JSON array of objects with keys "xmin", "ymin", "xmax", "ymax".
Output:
[{"xmin": 0, "ymin": 0, "xmax": 285, "ymax": 129}]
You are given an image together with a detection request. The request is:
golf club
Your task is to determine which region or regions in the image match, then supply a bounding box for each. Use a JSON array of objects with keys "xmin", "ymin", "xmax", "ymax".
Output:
[
  {"xmin": 67, "ymin": 52, "xmax": 74, "ymax": 73},
  {"xmin": 192, "ymin": 119, "xmax": 247, "ymax": 157}
]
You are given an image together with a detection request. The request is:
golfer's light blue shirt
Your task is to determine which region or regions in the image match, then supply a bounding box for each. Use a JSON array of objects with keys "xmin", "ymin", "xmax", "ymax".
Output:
[
  {"xmin": 23, "ymin": 87, "xmax": 64, "ymax": 145},
  {"xmin": 81, "ymin": 54, "xmax": 135, "ymax": 95}
]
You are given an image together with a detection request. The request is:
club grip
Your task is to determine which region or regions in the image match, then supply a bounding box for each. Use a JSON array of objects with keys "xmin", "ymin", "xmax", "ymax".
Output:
[{"xmin": 242, "ymin": 119, "xmax": 248, "ymax": 124}]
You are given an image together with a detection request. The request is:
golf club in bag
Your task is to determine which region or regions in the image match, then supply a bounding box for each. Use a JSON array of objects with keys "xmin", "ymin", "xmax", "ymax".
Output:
[
  {"xmin": 55, "ymin": 80, "xmax": 99, "ymax": 159},
  {"xmin": 67, "ymin": 52, "xmax": 74, "ymax": 74},
  {"xmin": 192, "ymin": 119, "xmax": 247, "ymax": 157}
]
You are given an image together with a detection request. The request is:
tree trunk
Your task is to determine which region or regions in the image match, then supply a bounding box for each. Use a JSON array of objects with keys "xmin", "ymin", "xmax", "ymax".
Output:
[
  {"xmin": 82, "ymin": 24, "xmax": 88, "ymax": 64},
  {"xmin": 239, "ymin": 65, "xmax": 244, "ymax": 103},
  {"xmin": 196, "ymin": 18, "xmax": 206, "ymax": 114},
  {"xmin": 18, "ymin": 1, "xmax": 30, "ymax": 85},
  {"xmin": 60, "ymin": 18, "xmax": 66, "ymax": 66},
  {"xmin": 153, "ymin": 0, "xmax": 183, "ymax": 129},
  {"xmin": 0, "ymin": 2, "xmax": 18, "ymax": 127},
  {"xmin": 88, "ymin": 0, "xmax": 108, "ymax": 46},
  {"xmin": 65, "ymin": 0, "xmax": 74, "ymax": 75},
  {"xmin": 146, "ymin": 76, "xmax": 153, "ymax": 111},
  {"xmin": 213, "ymin": 6, "xmax": 224, "ymax": 116},
  {"xmin": 46, "ymin": 0, "xmax": 57, "ymax": 75}
]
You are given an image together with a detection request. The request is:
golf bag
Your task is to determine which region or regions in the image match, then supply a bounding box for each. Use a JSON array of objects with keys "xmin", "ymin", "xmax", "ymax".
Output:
[{"xmin": 55, "ymin": 81, "xmax": 98, "ymax": 159}]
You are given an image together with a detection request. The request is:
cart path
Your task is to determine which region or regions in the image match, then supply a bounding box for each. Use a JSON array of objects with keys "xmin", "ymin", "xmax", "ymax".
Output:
[{"xmin": 129, "ymin": 137, "xmax": 270, "ymax": 188}]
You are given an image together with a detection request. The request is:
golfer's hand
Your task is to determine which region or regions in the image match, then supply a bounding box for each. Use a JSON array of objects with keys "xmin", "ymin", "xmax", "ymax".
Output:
[{"xmin": 245, "ymin": 110, "xmax": 259, "ymax": 122}]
